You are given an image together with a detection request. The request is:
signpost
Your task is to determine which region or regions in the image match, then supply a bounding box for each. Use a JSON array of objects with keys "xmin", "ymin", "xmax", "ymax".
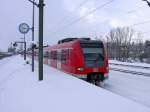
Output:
[{"xmin": 19, "ymin": 23, "xmax": 30, "ymax": 60}]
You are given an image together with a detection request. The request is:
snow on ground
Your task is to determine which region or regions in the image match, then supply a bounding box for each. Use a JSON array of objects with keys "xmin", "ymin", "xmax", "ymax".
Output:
[
  {"xmin": 110, "ymin": 60, "xmax": 150, "ymax": 67},
  {"xmin": 104, "ymin": 70, "xmax": 150, "ymax": 108},
  {"xmin": 0, "ymin": 56, "xmax": 150, "ymax": 112}
]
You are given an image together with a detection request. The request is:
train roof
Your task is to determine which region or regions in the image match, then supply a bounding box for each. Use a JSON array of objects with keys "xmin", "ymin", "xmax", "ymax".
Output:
[
  {"xmin": 58, "ymin": 38, "xmax": 91, "ymax": 44},
  {"xmin": 58, "ymin": 38, "xmax": 103, "ymax": 44}
]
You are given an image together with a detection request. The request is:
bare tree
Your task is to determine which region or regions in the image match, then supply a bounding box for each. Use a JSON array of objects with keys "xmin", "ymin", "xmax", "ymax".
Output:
[
  {"xmin": 144, "ymin": 40, "xmax": 150, "ymax": 63},
  {"xmin": 106, "ymin": 27, "xmax": 135, "ymax": 61},
  {"xmin": 130, "ymin": 32, "xmax": 144, "ymax": 61}
]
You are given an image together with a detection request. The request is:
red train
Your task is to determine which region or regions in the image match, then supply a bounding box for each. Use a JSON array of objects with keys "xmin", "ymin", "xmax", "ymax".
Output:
[{"xmin": 33, "ymin": 38, "xmax": 109, "ymax": 86}]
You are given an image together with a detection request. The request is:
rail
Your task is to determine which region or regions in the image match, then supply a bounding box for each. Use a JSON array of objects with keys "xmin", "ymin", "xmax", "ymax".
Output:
[
  {"xmin": 110, "ymin": 63, "xmax": 150, "ymax": 70},
  {"xmin": 110, "ymin": 68, "xmax": 150, "ymax": 77},
  {"xmin": 0, "ymin": 54, "xmax": 12, "ymax": 59}
]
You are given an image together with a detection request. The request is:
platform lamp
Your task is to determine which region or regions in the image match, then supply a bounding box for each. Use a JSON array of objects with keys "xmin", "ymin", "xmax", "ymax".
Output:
[{"xmin": 28, "ymin": 0, "xmax": 45, "ymax": 81}]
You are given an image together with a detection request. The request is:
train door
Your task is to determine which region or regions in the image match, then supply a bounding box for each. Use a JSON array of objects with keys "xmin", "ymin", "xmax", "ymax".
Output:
[{"xmin": 57, "ymin": 49, "xmax": 61, "ymax": 69}]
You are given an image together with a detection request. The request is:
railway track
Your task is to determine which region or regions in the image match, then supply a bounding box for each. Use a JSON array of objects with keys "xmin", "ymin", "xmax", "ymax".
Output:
[
  {"xmin": 109, "ymin": 62, "xmax": 150, "ymax": 77},
  {"xmin": 0, "ymin": 54, "xmax": 13, "ymax": 59},
  {"xmin": 110, "ymin": 67, "xmax": 150, "ymax": 77},
  {"xmin": 110, "ymin": 63, "xmax": 150, "ymax": 69}
]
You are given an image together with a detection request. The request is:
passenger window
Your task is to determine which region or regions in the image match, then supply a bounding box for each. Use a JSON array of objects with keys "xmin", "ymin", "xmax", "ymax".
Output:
[
  {"xmin": 48, "ymin": 52, "xmax": 51, "ymax": 59},
  {"xmin": 57, "ymin": 52, "xmax": 61, "ymax": 61},
  {"xmin": 44, "ymin": 51, "xmax": 48, "ymax": 58},
  {"xmin": 68, "ymin": 49, "xmax": 71, "ymax": 59},
  {"xmin": 51, "ymin": 51, "xmax": 57, "ymax": 60},
  {"xmin": 54, "ymin": 51, "xmax": 57, "ymax": 60},
  {"xmin": 61, "ymin": 50, "xmax": 66, "ymax": 64}
]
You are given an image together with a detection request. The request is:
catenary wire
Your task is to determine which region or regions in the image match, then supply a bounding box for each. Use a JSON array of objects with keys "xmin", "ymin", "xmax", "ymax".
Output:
[
  {"xmin": 49, "ymin": 0, "xmax": 91, "ymax": 31},
  {"xmin": 50, "ymin": 0, "xmax": 114, "ymax": 36}
]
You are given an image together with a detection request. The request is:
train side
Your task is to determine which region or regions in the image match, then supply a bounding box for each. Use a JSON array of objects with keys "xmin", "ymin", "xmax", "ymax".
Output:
[{"xmin": 43, "ymin": 39, "xmax": 109, "ymax": 85}]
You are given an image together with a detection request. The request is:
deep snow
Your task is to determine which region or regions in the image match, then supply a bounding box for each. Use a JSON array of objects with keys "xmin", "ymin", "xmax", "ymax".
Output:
[{"xmin": 0, "ymin": 56, "xmax": 150, "ymax": 112}]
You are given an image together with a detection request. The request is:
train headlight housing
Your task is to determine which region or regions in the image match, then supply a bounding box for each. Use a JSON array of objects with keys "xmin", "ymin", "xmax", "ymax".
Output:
[
  {"xmin": 106, "ymin": 66, "xmax": 109, "ymax": 71},
  {"xmin": 77, "ymin": 67, "xmax": 84, "ymax": 71}
]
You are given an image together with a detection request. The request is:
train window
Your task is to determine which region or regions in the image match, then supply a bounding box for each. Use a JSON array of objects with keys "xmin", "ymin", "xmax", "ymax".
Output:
[
  {"xmin": 68, "ymin": 49, "xmax": 70, "ymax": 59},
  {"xmin": 57, "ymin": 51, "xmax": 61, "ymax": 61},
  {"xmin": 54, "ymin": 51, "xmax": 57, "ymax": 60},
  {"xmin": 48, "ymin": 52, "xmax": 51, "ymax": 59},
  {"xmin": 50, "ymin": 51, "xmax": 53, "ymax": 59},
  {"xmin": 83, "ymin": 48, "xmax": 103, "ymax": 54},
  {"xmin": 80, "ymin": 41, "xmax": 104, "ymax": 67},
  {"xmin": 50, "ymin": 51, "xmax": 57, "ymax": 60},
  {"xmin": 44, "ymin": 51, "xmax": 49, "ymax": 58},
  {"xmin": 50, "ymin": 51, "xmax": 52, "ymax": 59},
  {"xmin": 61, "ymin": 50, "xmax": 66, "ymax": 64},
  {"xmin": 80, "ymin": 41, "xmax": 103, "ymax": 48},
  {"xmin": 82, "ymin": 48, "xmax": 104, "ymax": 67}
]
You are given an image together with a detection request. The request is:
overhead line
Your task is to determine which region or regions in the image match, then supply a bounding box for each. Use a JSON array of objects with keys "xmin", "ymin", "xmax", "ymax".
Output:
[
  {"xmin": 111, "ymin": 5, "xmax": 147, "ymax": 19},
  {"xmin": 131, "ymin": 20, "xmax": 150, "ymax": 26},
  {"xmin": 126, "ymin": 5, "xmax": 145, "ymax": 14},
  {"xmin": 142, "ymin": 30, "xmax": 150, "ymax": 34},
  {"xmin": 50, "ymin": 0, "xmax": 114, "ymax": 36},
  {"xmin": 67, "ymin": 0, "xmax": 114, "ymax": 26},
  {"xmin": 124, "ymin": 20, "xmax": 150, "ymax": 35},
  {"xmin": 51, "ymin": 0, "xmax": 149, "ymax": 37},
  {"xmin": 49, "ymin": 0, "xmax": 90, "ymax": 31},
  {"xmin": 76, "ymin": 0, "xmax": 91, "ymax": 9}
]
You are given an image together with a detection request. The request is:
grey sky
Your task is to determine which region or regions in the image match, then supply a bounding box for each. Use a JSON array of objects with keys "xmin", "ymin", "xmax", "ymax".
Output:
[{"xmin": 0, "ymin": 0, "xmax": 150, "ymax": 51}]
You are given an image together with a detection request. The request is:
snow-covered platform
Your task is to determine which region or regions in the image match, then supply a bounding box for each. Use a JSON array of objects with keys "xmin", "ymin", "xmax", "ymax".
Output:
[{"xmin": 0, "ymin": 56, "xmax": 150, "ymax": 112}]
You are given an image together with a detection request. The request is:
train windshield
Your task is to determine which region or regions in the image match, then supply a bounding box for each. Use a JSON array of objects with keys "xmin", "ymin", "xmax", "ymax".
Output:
[{"xmin": 80, "ymin": 42, "xmax": 104, "ymax": 67}]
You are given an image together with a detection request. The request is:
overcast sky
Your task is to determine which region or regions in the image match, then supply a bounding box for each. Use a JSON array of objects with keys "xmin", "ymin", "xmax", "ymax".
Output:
[{"xmin": 0, "ymin": 0, "xmax": 150, "ymax": 51}]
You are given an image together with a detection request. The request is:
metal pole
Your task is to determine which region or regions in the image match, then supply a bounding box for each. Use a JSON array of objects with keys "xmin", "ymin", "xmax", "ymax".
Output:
[
  {"xmin": 24, "ymin": 34, "xmax": 26, "ymax": 60},
  {"xmin": 38, "ymin": 0, "xmax": 44, "ymax": 81},
  {"xmin": 32, "ymin": 0, "xmax": 35, "ymax": 72}
]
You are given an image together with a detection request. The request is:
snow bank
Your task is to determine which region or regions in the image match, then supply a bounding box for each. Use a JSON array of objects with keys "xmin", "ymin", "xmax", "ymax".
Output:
[{"xmin": 0, "ymin": 56, "xmax": 150, "ymax": 112}]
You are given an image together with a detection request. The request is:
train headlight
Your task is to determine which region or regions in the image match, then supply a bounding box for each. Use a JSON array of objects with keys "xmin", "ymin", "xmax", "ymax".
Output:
[
  {"xmin": 106, "ymin": 66, "xmax": 109, "ymax": 71},
  {"xmin": 77, "ymin": 67, "xmax": 84, "ymax": 71}
]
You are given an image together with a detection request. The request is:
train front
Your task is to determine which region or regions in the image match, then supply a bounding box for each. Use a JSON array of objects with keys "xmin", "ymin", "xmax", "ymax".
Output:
[{"xmin": 75, "ymin": 39, "xmax": 109, "ymax": 85}]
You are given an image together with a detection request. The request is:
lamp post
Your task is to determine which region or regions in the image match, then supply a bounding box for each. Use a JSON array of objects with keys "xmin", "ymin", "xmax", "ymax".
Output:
[
  {"xmin": 28, "ymin": 0, "xmax": 45, "ymax": 81},
  {"xmin": 38, "ymin": 0, "xmax": 45, "ymax": 81},
  {"xmin": 20, "ymin": 36, "xmax": 27, "ymax": 60},
  {"xmin": 24, "ymin": 34, "xmax": 27, "ymax": 60},
  {"xmin": 31, "ymin": 0, "xmax": 35, "ymax": 72}
]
